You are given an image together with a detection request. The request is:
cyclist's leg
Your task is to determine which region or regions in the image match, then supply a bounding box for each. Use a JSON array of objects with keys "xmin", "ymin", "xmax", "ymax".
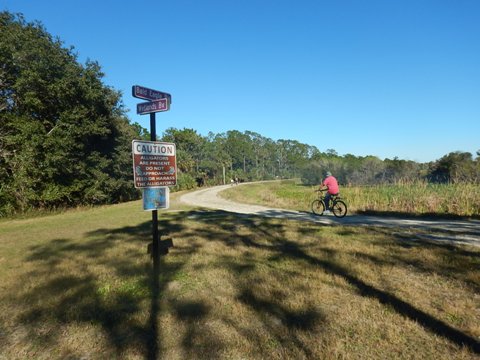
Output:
[{"xmin": 324, "ymin": 193, "xmax": 331, "ymax": 210}]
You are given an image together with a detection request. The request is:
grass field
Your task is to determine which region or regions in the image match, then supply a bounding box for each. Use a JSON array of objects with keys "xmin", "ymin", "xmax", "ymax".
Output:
[
  {"xmin": 222, "ymin": 180, "xmax": 480, "ymax": 218},
  {"xmin": 0, "ymin": 187, "xmax": 479, "ymax": 359}
]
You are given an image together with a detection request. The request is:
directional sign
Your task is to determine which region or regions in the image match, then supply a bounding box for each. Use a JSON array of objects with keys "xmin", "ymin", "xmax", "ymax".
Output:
[
  {"xmin": 132, "ymin": 85, "xmax": 172, "ymax": 103},
  {"xmin": 132, "ymin": 140, "xmax": 177, "ymax": 188},
  {"xmin": 137, "ymin": 98, "xmax": 169, "ymax": 115}
]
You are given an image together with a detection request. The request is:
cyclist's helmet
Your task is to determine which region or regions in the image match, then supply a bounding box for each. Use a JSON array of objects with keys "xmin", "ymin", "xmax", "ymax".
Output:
[{"xmin": 325, "ymin": 171, "xmax": 332, "ymax": 177}]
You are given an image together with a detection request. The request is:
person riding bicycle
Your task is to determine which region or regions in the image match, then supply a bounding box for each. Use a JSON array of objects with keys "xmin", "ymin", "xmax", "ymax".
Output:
[{"xmin": 319, "ymin": 171, "xmax": 339, "ymax": 214}]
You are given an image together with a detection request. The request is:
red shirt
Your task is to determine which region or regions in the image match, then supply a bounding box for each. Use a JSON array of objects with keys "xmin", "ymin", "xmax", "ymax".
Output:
[{"xmin": 323, "ymin": 176, "xmax": 339, "ymax": 195}]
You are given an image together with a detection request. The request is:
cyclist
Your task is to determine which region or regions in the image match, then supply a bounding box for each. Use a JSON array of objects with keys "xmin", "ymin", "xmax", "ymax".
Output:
[{"xmin": 319, "ymin": 171, "xmax": 339, "ymax": 214}]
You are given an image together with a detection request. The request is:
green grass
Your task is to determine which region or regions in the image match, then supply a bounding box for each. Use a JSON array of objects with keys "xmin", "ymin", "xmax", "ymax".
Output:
[
  {"xmin": 223, "ymin": 180, "xmax": 480, "ymax": 217},
  {"xmin": 0, "ymin": 187, "xmax": 479, "ymax": 359}
]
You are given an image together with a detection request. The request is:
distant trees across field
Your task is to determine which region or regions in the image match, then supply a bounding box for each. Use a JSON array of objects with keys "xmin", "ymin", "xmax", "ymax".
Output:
[
  {"xmin": 1, "ymin": 11, "xmax": 479, "ymax": 216},
  {"xmin": 159, "ymin": 127, "xmax": 480, "ymax": 187}
]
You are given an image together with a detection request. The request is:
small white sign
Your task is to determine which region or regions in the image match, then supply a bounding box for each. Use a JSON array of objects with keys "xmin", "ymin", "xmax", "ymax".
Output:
[{"xmin": 143, "ymin": 187, "xmax": 169, "ymax": 211}]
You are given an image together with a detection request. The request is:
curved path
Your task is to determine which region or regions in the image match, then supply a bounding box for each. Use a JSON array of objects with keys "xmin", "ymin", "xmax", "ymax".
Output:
[{"xmin": 180, "ymin": 183, "xmax": 480, "ymax": 248}]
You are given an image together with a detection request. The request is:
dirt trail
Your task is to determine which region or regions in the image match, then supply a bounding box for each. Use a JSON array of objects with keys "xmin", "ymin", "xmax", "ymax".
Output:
[{"xmin": 179, "ymin": 183, "xmax": 480, "ymax": 248}]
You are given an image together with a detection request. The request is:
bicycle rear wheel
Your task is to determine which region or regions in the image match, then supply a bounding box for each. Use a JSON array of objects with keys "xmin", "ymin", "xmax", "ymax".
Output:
[
  {"xmin": 332, "ymin": 200, "xmax": 347, "ymax": 218},
  {"xmin": 311, "ymin": 199, "xmax": 325, "ymax": 215}
]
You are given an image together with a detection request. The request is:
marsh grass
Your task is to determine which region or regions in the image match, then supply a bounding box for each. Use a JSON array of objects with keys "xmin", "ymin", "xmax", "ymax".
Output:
[
  {"xmin": 347, "ymin": 181, "xmax": 480, "ymax": 217},
  {"xmin": 223, "ymin": 180, "xmax": 480, "ymax": 217},
  {"xmin": 0, "ymin": 190, "xmax": 479, "ymax": 359}
]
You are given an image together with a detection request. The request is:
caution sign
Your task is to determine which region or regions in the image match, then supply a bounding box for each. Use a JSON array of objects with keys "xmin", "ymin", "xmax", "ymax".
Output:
[{"xmin": 132, "ymin": 140, "xmax": 177, "ymax": 188}]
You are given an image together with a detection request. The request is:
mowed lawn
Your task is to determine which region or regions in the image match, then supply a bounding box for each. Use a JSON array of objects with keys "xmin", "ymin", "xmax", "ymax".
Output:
[{"xmin": 0, "ymin": 192, "xmax": 479, "ymax": 359}]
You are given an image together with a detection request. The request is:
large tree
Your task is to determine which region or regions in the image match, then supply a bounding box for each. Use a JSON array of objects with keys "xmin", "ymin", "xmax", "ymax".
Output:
[
  {"xmin": 429, "ymin": 151, "xmax": 477, "ymax": 183},
  {"xmin": 161, "ymin": 127, "xmax": 206, "ymax": 173},
  {"xmin": 0, "ymin": 12, "xmax": 144, "ymax": 214}
]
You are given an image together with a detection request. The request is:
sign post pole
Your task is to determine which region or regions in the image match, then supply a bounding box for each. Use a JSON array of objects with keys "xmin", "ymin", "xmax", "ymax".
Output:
[
  {"xmin": 149, "ymin": 112, "xmax": 160, "ymax": 267},
  {"xmin": 149, "ymin": 112, "xmax": 160, "ymax": 360},
  {"xmin": 132, "ymin": 85, "xmax": 172, "ymax": 358}
]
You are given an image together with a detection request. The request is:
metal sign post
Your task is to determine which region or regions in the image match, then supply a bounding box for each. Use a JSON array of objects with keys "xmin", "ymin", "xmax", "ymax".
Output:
[
  {"xmin": 149, "ymin": 113, "xmax": 160, "ymax": 266},
  {"xmin": 132, "ymin": 85, "xmax": 174, "ymax": 265},
  {"xmin": 132, "ymin": 86, "xmax": 173, "ymax": 360}
]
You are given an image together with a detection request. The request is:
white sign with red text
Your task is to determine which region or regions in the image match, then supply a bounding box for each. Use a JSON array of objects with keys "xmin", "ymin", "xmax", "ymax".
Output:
[{"xmin": 132, "ymin": 140, "xmax": 177, "ymax": 188}]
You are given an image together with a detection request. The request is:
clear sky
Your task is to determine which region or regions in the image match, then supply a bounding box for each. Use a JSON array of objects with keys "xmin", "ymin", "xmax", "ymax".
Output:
[{"xmin": 2, "ymin": 0, "xmax": 479, "ymax": 163}]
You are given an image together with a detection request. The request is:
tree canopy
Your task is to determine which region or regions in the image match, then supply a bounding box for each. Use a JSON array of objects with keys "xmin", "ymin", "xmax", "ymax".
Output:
[{"xmin": 0, "ymin": 12, "xmax": 146, "ymax": 215}]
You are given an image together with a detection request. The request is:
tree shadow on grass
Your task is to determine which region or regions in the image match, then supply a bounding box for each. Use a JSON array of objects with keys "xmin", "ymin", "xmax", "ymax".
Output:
[
  {"xmin": 192, "ymin": 210, "xmax": 480, "ymax": 355},
  {"xmin": 172, "ymin": 300, "xmax": 225, "ymax": 358},
  {"xmin": 5, "ymin": 209, "xmax": 480, "ymax": 358},
  {"xmin": 237, "ymin": 288, "xmax": 324, "ymax": 359},
  {"xmin": 5, "ymin": 215, "xmax": 195, "ymax": 359},
  {"xmin": 365, "ymin": 226, "xmax": 480, "ymax": 293}
]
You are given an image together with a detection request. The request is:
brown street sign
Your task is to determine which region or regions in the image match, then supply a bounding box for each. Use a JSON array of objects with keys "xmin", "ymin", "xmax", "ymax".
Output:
[
  {"xmin": 136, "ymin": 98, "xmax": 169, "ymax": 115},
  {"xmin": 132, "ymin": 85, "xmax": 172, "ymax": 103}
]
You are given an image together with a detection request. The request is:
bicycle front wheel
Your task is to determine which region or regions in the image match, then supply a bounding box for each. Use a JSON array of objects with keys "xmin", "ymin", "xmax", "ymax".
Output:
[
  {"xmin": 311, "ymin": 199, "xmax": 325, "ymax": 216},
  {"xmin": 332, "ymin": 200, "xmax": 347, "ymax": 218}
]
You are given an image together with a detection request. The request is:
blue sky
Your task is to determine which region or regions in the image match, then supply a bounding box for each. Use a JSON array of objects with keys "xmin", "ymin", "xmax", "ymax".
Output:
[{"xmin": 2, "ymin": 0, "xmax": 479, "ymax": 162}]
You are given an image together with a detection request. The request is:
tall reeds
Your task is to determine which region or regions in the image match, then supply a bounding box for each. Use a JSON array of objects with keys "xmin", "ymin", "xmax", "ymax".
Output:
[{"xmin": 341, "ymin": 180, "xmax": 480, "ymax": 217}]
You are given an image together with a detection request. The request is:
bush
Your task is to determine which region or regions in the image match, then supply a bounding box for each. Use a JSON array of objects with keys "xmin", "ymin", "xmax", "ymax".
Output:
[{"xmin": 173, "ymin": 173, "xmax": 197, "ymax": 192}]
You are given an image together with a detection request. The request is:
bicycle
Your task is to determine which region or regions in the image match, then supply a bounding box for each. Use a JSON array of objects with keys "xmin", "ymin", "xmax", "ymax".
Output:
[{"xmin": 311, "ymin": 189, "xmax": 348, "ymax": 218}]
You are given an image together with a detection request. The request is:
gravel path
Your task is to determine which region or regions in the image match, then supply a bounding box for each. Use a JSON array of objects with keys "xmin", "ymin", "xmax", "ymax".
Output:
[{"xmin": 180, "ymin": 183, "xmax": 480, "ymax": 248}]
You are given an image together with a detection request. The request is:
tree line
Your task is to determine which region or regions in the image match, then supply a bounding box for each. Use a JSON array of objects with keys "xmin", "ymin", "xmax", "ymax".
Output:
[
  {"xmin": 160, "ymin": 128, "xmax": 480, "ymax": 188},
  {"xmin": 1, "ymin": 12, "xmax": 479, "ymax": 216}
]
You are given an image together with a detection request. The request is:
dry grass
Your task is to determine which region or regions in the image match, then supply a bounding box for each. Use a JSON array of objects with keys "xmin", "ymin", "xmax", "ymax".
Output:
[
  {"xmin": 345, "ymin": 182, "xmax": 480, "ymax": 217},
  {"xmin": 0, "ymin": 191, "xmax": 479, "ymax": 359},
  {"xmin": 223, "ymin": 180, "xmax": 480, "ymax": 217}
]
